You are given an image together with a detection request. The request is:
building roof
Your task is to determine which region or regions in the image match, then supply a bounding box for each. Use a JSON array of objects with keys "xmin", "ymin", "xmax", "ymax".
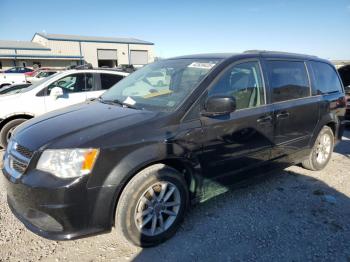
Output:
[
  {"xmin": 0, "ymin": 40, "xmax": 50, "ymax": 50},
  {"xmin": 0, "ymin": 54, "xmax": 83, "ymax": 60},
  {"xmin": 35, "ymin": 33, "xmax": 154, "ymax": 45}
]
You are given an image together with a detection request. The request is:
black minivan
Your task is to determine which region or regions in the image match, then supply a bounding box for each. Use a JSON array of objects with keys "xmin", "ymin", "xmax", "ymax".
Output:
[{"xmin": 2, "ymin": 51, "xmax": 346, "ymax": 247}]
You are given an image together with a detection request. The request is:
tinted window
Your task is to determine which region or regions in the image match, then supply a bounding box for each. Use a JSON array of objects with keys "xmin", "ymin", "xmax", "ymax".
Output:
[
  {"xmin": 208, "ymin": 61, "xmax": 265, "ymax": 110},
  {"xmin": 47, "ymin": 73, "xmax": 93, "ymax": 95},
  {"xmin": 310, "ymin": 61, "xmax": 343, "ymax": 95},
  {"xmin": 100, "ymin": 74, "xmax": 124, "ymax": 90},
  {"xmin": 266, "ymin": 61, "xmax": 310, "ymax": 103}
]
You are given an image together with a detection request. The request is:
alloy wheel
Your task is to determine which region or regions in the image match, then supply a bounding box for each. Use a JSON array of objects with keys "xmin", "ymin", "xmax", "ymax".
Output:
[
  {"xmin": 134, "ymin": 181, "xmax": 181, "ymax": 236},
  {"xmin": 315, "ymin": 133, "xmax": 332, "ymax": 164}
]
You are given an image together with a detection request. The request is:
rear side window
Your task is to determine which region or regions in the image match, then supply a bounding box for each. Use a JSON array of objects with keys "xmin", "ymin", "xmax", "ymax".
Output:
[
  {"xmin": 310, "ymin": 61, "xmax": 343, "ymax": 95},
  {"xmin": 100, "ymin": 74, "xmax": 124, "ymax": 90},
  {"xmin": 266, "ymin": 60, "xmax": 310, "ymax": 103}
]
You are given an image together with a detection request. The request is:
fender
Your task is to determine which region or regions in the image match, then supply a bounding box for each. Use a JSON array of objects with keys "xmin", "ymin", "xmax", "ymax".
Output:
[{"xmin": 87, "ymin": 141, "xmax": 203, "ymax": 228}]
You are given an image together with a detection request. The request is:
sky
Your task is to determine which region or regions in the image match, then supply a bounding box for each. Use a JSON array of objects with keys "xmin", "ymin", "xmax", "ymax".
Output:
[{"xmin": 0, "ymin": 0, "xmax": 350, "ymax": 59}]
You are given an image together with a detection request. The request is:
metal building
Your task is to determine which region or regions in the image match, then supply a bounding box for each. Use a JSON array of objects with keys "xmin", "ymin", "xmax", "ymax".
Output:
[{"xmin": 0, "ymin": 33, "xmax": 155, "ymax": 70}]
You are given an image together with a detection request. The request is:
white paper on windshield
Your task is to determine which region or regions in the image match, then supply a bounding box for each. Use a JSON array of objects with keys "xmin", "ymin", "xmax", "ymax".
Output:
[
  {"xmin": 187, "ymin": 62, "xmax": 216, "ymax": 69},
  {"xmin": 124, "ymin": 96, "xmax": 136, "ymax": 105}
]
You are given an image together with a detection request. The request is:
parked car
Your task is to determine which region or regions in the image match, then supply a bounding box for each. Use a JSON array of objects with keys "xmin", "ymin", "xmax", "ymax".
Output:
[
  {"xmin": 0, "ymin": 83, "xmax": 31, "ymax": 95},
  {"xmin": 0, "ymin": 68, "xmax": 128, "ymax": 147},
  {"xmin": 145, "ymin": 70, "xmax": 170, "ymax": 87},
  {"xmin": 26, "ymin": 70, "xmax": 60, "ymax": 84},
  {"xmin": 338, "ymin": 65, "xmax": 350, "ymax": 122},
  {"xmin": 3, "ymin": 67, "xmax": 33, "ymax": 74},
  {"xmin": 0, "ymin": 73, "xmax": 27, "ymax": 88},
  {"xmin": 2, "ymin": 51, "xmax": 346, "ymax": 247}
]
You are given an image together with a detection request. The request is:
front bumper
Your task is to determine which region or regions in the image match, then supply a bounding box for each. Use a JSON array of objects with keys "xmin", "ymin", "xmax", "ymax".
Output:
[{"xmin": 2, "ymin": 160, "xmax": 118, "ymax": 241}]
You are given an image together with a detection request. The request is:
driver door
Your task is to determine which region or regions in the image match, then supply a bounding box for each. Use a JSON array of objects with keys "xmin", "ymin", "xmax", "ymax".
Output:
[
  {"xmin": 44, "ymin": 73, "xmax": 93, "ymax": 112},
  {"xmin": 198, "ymin": 60, "xmax": 274, "ymax": 183}
]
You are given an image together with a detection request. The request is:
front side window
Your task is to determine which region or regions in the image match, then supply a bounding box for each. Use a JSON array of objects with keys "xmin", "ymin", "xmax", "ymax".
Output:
[
  {"xmin": 100, "ymin": 74, "xmax": 124, "ymax": 90},
  {"xmin": 101, "ymin": 58, "xmax": 221, "ymax": 112},
  {"xmin": 47, "ymin": 73, "xmax": 93, "ymax": 95},
  {"xmin": 266, "ymin": 60, "xmax": 310, "ymax": 103},
  {"xmin": 310, "ymin": 61, "xmax": 343, "ymax": 95},
  {"xmin": 208, "ymin": 61, "xmax": 265, "ymax": 110}
]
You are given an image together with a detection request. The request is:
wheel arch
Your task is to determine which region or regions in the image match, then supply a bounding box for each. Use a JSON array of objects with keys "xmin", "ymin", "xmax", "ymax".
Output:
[
  {"xmin": 312, "ymin": 111, "xmax": 339, "ymax": 142},
  {"xmin": 0, "ymin": 113, "xmax": 34, "ymax": 132},
  {"xmin": 103, "ymin": 146, "xmax": 201, "ymax": 227}
]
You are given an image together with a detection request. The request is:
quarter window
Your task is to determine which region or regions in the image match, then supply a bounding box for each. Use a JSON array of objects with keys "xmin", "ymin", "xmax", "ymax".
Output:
[
  {"xmin": 100, "ymin": 74, "xmax": 124, "ymax": 90},
  {"xmin": 310, "ymin": 61, "xmax": 343, "ymax": 95},
  {"xmin": 208, "ymin": 61, "xmax": 265, "ymax": 110},
  {"xmin": 266, "ymin": 61, "xmax": 310, "ymax": 103}
]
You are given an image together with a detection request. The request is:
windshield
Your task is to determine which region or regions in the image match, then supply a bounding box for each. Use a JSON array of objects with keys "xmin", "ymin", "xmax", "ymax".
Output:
[{"xmin": 101, "ymin": 58, "xmax": 220, "ymax": 112}]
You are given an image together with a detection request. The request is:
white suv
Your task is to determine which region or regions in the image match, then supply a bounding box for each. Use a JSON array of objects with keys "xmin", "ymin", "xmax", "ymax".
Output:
[{"xmin": 0, "ymin": 68, "xmax": 128, "ymax": 147}]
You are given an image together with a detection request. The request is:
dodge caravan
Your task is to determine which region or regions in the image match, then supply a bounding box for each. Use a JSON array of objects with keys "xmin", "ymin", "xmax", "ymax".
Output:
[{"xmin": 2, "ymin": 51, "xmax": 346, "ymax": 247}]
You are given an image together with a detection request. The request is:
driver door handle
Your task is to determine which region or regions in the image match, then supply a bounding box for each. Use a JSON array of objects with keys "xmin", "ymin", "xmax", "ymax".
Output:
[
  {"xmin": 257, "ymin": 115, "xmax": 273, "ymax": 123},
  {"xmin": 276, "ymin": 111, "xmax": 290, "ymax": 119}
]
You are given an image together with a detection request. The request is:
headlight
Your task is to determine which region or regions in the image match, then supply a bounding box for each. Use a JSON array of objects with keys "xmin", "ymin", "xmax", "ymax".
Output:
[{"xmin": 37, "ymin": 149, "xmax": 99, "ymax": 179}]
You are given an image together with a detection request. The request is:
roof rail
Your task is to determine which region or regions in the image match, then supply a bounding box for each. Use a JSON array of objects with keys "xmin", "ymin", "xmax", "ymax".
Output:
[
  {"xmin": 243, "ymin": 50, "xmax": 318, "ymax": 58},
  {"xmin": 66, "ymin": 63, "xmax": 93, "ymax": 70},
  {"xmin": 66, "ymin": 63, "xmax": 137, "ymax": 73}
]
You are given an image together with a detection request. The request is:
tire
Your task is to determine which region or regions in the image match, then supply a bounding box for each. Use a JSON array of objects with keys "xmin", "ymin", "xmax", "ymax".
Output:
[
  {"xmin": 302, "ymin": 126, "xmax": 334, "ymax": 171},
  {"xmin": 115, "ymin": 164, "xmax": 189, "ymax": 247},
  {"xmin": 0, "ymin": 119, "xmax": 27, "ymax": 148}
]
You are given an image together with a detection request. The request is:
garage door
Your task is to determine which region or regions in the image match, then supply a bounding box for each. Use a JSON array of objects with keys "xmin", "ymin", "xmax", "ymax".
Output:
[
  {"xmin": 97, "ymin": 49, "xmax": 118, "ymax": 60},
  {"xmin": 130, "ymin": 50, "xmax": 148, "ymax": 65}
]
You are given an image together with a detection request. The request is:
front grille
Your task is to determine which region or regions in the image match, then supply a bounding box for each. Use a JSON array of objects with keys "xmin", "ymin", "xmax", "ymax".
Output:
[
  {"xmin": 5, "ymin": 141, "xmax": 33, "ymax": 179},
  {"xmin": 15, "ymin": 144, "xmax": 33, "ymax": 159},
  {"xmin": 11, "ymin": 157, "xmax": 28, "ymax": 174}
]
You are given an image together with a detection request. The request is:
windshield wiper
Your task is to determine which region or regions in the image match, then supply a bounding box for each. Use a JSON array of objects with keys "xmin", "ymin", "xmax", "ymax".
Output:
[{"xmin": 98, "ymin": 97, "xmax": 138, "ymax": 109}]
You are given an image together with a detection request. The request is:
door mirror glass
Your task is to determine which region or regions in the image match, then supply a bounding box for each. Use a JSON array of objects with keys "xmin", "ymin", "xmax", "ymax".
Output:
[
  {"xmin": 50, "ymin": 86, "xmax": 63, "ymax": 99},
  {"xmin": 202, "ymin": 96, "xmax": 236, "ymax": 116}
]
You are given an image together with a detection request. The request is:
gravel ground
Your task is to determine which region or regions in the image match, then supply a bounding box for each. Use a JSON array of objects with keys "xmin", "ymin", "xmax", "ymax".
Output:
[{"xmin": 1, "ymin": 130, "xmax": 350, "ymax": 262}]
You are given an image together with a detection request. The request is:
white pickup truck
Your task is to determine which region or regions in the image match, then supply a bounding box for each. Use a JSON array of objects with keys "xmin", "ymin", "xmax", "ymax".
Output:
[{"xmin": 0, "ymin": 73, "xmax": 27, "ymax": 89}]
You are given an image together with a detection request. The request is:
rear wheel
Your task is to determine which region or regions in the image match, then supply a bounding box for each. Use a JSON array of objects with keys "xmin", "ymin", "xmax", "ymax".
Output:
[
  {"xmin": 302, "ymin": 126, "xmax": 334, "ymax": 171},
  {"xmin": 0, "ymin": 119, "xmax": 27, "ymax": 148},
  {"xmin": 115, "ymin": 164, "xmax": 189, "ymax": 247}
]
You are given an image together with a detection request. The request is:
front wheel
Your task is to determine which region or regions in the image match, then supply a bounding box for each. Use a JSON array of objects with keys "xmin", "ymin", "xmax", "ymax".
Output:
[
  {"xmin": 302, "ymin": 126, "xmax": 334, "ymax": 171},
  {"xmin": 115, "ymin": 164, "xmax": 189, "ymax": 247},
  {"xmin": 0, "ymin": 118, "xmax": 27, "ymax": 148}
]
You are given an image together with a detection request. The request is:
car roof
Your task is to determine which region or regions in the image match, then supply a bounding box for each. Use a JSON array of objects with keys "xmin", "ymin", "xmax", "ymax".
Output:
[
  {"xmin": 167, "ymin": 50, "xmax": 330, "ymax": 64},
  {"xmin": 169, "ymin": 53, "xmax": 237, "ymax": 60}
]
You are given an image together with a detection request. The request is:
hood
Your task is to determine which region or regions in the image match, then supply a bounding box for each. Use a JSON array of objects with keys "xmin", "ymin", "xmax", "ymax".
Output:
[{"xmin": 13, "ymin": 100, "xmax": 159, "ymax": 150}]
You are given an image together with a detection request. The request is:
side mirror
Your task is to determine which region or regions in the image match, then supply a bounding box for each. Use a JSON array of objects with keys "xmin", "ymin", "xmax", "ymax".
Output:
[
  {"xmin": 201, "ymin": 96, "xmax": 236, "ymax": 117},
  {"xmin": 345, "ymin": 85, "xmax": 350, "ymax": 94},
  {"xmin": 50, "ymin": 87, "xmax": 63, "ymax": 99}
]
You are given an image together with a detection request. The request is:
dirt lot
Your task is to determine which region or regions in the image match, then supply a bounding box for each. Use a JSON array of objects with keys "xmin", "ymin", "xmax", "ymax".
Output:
[{"xmin": 1, "ymin": 130, "xmax": 350, "ymax": 262}]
